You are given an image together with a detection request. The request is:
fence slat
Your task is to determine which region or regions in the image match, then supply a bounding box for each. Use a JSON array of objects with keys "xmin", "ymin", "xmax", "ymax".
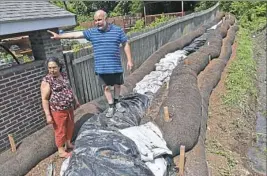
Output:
[
  {"xmin": 64, "ymin": 53, "xmax": 77, "ymax": 98},
  {"xmin": 72, "ymin": 54, "xmax": 94, "ymax": 64},
  {"xmin": 75, "ymin": 62, "xmax": 85, "ymax": 104},
  {"xmin": 82, "ymin": 61, "xmax": 90, "ymax": 102},
  {"xmin": 84, "ymin": 59, "xmax": 93, "ymax": 101},
  {"xmin": 88, "ymin": 58, "xmax": 100, "ymax": 99}
]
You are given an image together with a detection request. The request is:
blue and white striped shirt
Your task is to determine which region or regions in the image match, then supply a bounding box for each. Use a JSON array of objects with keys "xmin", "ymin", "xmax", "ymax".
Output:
[{"xmin": 83, "ymin": 24, "xmax": 128, "ymax": 74}]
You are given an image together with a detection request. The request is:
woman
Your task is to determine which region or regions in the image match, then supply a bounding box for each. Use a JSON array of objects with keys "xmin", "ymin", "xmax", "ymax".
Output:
[{"xmin": 41, "ymin": 57, "xmax": 80, "ymax": 158}]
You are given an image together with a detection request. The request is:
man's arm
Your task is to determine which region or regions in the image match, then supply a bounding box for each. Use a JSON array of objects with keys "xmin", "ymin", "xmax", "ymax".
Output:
[
  {"xmin": 47, "ymin": 30, "xmax": 84, "ymax": 39},
  {"xmin": 123, "ymin": 42, "xmax": 133, "ymax": 71}
]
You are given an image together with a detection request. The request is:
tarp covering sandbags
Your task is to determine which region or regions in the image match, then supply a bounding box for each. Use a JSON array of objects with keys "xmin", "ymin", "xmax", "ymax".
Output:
[
  {"xmin": 62, "ymin": 93, "xmax": 152, "ymax": 176},
  {"xmin": 182, "ymin": 18, "xmax": 223, "ymax": 55},
  {"xmin": 62, "ymin": 93, "xmax": 173, "ymax": 176}
]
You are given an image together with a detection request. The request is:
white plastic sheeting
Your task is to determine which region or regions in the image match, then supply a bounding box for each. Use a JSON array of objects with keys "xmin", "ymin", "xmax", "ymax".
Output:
[
  {"xmin": 60, "ymin": 157, "xmax": 70, "ymax": 176},
  {"xmin": 208, "ymin": 20, "xmax": 222, "ymax": 30},
  {"xmin": 119, "ymin": 122, "xmax": 172, "ymax": 176},
  {"xmin": 134, "ymin": 50, "xmax": 187, "ymax": 94}
]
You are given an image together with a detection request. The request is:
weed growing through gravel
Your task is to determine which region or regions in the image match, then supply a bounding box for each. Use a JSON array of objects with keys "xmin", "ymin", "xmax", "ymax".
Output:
[{"xmin": 223, "ymin": 28, "xmax": 257, "ymax": 111}]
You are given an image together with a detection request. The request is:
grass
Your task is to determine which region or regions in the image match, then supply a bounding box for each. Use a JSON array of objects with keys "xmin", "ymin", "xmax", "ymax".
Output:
[
  {"xmin": 223, "ymin": 27, "xmax": 257, "ymax": 111},
  {"xmin": 207, "ymin": 139, "xmax": 238, "ymax": 175}
]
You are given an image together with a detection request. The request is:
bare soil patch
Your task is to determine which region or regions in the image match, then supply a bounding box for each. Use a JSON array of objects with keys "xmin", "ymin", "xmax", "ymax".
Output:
[{"xmin": 205, "ymin": 37, "xmax": 265, "ymax": 176}]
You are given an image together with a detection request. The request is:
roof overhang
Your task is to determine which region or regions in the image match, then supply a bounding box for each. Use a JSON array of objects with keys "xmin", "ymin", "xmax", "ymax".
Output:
[{"xmin": 0, "ymin": 16, "xmax": 76, "ymax": 36}]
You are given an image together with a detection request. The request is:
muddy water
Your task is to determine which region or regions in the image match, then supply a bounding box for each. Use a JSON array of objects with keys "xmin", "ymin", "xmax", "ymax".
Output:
[{"xmin": 247, "ymin": 29, "xmax": 267, "ymax": 175}]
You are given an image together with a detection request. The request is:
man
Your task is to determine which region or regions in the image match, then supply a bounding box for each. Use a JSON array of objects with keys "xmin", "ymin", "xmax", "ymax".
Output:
[{"xmin": 48, "ymin": 10, "xmax": 133, "ymax": 117}]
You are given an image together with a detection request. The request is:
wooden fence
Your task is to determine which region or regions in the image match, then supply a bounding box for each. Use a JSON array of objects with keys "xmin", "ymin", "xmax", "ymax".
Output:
[{"xmin": 64, "ymin": 47, "xmax": 103, "ymax": 104}]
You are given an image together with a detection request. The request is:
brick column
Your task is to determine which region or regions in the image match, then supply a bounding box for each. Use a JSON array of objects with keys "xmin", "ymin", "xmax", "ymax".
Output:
[{"xmin": 29, "ymin": 28, "xmax": 64, "ymax": 63}]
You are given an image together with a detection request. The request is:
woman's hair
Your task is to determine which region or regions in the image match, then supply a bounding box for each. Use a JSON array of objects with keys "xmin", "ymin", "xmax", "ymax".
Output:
[{"xmin": 45, "ymin": 57, "xmax": 63, "ymax": 72}]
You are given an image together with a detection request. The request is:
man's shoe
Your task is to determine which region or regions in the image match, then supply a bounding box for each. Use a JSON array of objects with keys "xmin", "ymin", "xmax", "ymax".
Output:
[{"xmin": 106, "ymin": 107, "xmax": 114, "ymax": 118}]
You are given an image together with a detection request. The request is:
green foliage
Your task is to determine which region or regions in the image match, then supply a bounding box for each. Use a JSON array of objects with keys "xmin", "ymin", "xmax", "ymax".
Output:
[
  {"xmin": 51, "ymin": 1, "xmax": 118, "ymax": 17},
  {"xmin": 110, "ymin": 1, "xmax": 130, "ymax": 17},
  {"xmin": 220, "ymin": 1, "xmax": 267, "ymax": 32},
  {"xmin": 61, "ymin": 39, "xmax": 90, "ymax": 52},
  {"xmin": 49, "ymin": 0, "xmax": 65, "ymax": 9},
  {"xmin": 72, "ymin": 44, "xmax": 83, "ymax": 53},
  {"xmin": 194, "ymin": 1, "xmax": 217, "ymax": 12},
  {"xmin": 109, "ymin": 1, "xmax": 143, "ymax": 17},
  {"xmin": 223, "ymin": 28, "xmax": 257, "ymax": 110},
  {"xmin": 130, "ymin": 0, "xmax": 144, "ymax": 15},
  {"xmin": 207, "ymin": 140, "xmax": 238, "ymax": 174},
  {"xmin": 128, "ymin": 19, "xmax": 145, "ymax": 34},
  {"xmin": 0, "ymin": 52, "xmax": 13, "ymax": 63},
  {"xmin": 148, "ymin": 14, "xmax": 173, "ymax": 28},
  {"xmin": 22, "ymin": 55, "xmax": 32, "ymax": 63},
  {"xmin": 68, "ymin": 1, "xmax": 88, "ymax": 15},
  {"xmin": 219, "ymin": 1, "xmax": 265, "ymax": 113},
  {"xmin": 74, "ymin": 25, "xmax": 87, "ymax": 31},
  {"xmin": 128, "ymin": 14, "xmax": 173, "ymax": 35},
  {"xmin": 77, "ymin": 15, "xmax": 92, "ymax": 23}
]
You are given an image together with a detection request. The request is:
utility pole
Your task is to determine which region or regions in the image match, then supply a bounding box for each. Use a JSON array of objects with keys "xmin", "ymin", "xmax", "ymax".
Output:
[{"xmin": 143, "ymin": 4, "xmax": 146, "ymax": 26}]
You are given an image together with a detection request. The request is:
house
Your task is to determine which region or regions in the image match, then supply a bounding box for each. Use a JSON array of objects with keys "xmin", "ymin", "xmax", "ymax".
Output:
[{"xmin": 0, "ymin": 0, "xmax": 76, "ymax": 62}]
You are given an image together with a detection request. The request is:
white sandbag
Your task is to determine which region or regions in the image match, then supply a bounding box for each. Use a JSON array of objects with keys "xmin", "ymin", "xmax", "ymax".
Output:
[
  {"xmin": 134, "ymin": 50, "xmax": 187, "ymax": 95},
  {"xmin": 145, "ymin": 157, "xmax": 168, "ymax": 176},
  {"xmin": 119, "ymin": 122, "xmax": 172, "ymax": 176}
]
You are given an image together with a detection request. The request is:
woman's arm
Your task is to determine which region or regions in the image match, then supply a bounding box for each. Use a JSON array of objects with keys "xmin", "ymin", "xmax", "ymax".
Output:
[
  {"xmin": 73, "ymin": 92, "xmax": 80, "ymax": 109},
  {"xmin": 40, "ymin": 81, "xmax": 53, "ymax": 124}
]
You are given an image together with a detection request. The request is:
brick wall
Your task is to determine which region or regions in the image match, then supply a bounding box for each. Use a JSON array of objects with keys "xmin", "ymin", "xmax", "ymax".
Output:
[
  {"xmin": 0, "ymin": 61, "xmax": 46, "ymax": 152},
  {"xmin": 29, "ymin": 28, "xmax": 64, "ymax": 63}
]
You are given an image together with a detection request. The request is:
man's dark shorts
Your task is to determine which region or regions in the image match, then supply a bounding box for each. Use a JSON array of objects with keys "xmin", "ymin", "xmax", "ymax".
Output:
[{"xmin": 96, "ymin": 73, "xmax": 124, "ymax": 86}]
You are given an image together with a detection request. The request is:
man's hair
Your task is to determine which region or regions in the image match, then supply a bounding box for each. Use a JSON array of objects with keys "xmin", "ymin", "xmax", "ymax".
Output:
[{"xmin": 94, "ymin": 10, "xmax": 107, "ymax": 19}]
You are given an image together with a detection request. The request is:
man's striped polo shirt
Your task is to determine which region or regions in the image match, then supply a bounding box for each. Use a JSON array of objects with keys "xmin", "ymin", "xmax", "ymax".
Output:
[{"xmin": 83, "ymin": 24, "xmax": 128, "ymax": 74}]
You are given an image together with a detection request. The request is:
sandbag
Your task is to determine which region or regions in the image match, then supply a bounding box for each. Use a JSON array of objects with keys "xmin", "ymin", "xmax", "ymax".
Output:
[
  {"xmin": 154, "ymin": 66, "xmax": 202, "ymax": 156},
  {"xmin": 184, "ymin": 15, "xmax": 238, "ymax": 176},
  {"xmin": 63, "ymin": 93, "xmax": 155, "ymax": 176},
  {"xmin": 123, "ymin": 12, "xmax": 224, "ymax": 94}
]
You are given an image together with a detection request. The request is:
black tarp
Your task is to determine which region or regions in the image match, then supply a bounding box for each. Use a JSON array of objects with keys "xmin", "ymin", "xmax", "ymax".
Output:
[{"xmin": 63, "ymin": 93, "xmax": 155, "ymax": 176}]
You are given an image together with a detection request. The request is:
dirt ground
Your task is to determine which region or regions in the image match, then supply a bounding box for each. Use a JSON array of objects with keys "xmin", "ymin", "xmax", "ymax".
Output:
[
  {"xmin": 26, "ymin": 30, "xmax": 266, "ymax": 176},
  {"xmin": 205, "ymin": 29, "xmax": 266, "ymax": 176}
]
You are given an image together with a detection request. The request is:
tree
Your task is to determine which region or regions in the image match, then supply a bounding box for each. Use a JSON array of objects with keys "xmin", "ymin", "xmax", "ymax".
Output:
[
  {"xmin": 130, "ymin": 0, "xmax": 144, "ymax": 15},
  {"xmin": 194, "ymin": 1, "xmax": 217, "ymax": 12}
]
